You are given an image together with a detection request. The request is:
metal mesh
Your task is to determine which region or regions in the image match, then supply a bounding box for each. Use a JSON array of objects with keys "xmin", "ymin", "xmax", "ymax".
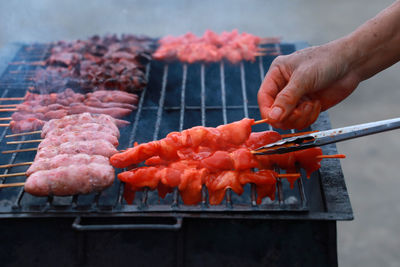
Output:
[{"xmin": 0, "ymin": 43, "xmax": 312, "ymax": 216}]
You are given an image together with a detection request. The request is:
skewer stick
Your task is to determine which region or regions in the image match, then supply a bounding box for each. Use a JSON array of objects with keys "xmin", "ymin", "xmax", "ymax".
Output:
[
  {"xmin": 0, "ymin": 172, "xmax": 26, "ymax": 178},
  {"xmin": 6, "ymin": 130, "xmax": 42, "ymax": 138},
  {"xmin": 253, "ymin": 118, "xmax": 270, "ymax": 125},
  {"xmin": 0, "ymin": 109, "xmax": 17, "ymax": 112},
  {"xmin": 8, "ymin": 61, "xmax": 45, "ymax": 66},
  {"xmin": 259, "ymin": 37, "xmax": 281, "ymax": 44},
  {"xmin": 0, "ymin": 97, "xmax": 24, "ymax": 101},
  {"xmin": 0, "ymin": 104, "xmax": 18, "ymax": 108},
  {"xmin": 2, "ymin": 148, "xmax": 37, "ymax": 154},
  {"xmin": 0, "ymin": 182, "xmax": 25, "ymax": 188},
  {"xmin": 0, "ymin": 124, "xmax": 10, "ymax": 127},
  {"xmin": 317, "ymin": 154, "xmax": 346, "ymax": 159},
  {"xmin": 0, "ymin": 162, "xmax": 33, "ymax": 169},
  {"xmin": 254, "ymin": 52, "xmax": 267, "ymax": 57},
  {"xmin": 0, "ymin": 117, "xmax": 11, "ymax": 121},
  {"xmin": 7, "ymin": 139, "xmax": 42, "ymax": 145}
]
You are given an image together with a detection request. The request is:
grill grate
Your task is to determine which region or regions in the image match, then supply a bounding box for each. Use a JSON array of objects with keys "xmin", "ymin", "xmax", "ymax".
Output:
[{"xmin": 0, "ymin": 42, "xmax": 353, "ymax": 220}]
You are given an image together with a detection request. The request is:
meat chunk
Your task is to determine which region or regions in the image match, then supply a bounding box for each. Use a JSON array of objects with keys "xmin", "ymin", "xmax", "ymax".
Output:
[
  {"xmin": 26, "ymin": 154, "xmax": 109, "ymax": 176},
  {"xmin": 35, "ymin": 140, "xmax": 118, "ymax": 160},
  {"xmin": 25, "ymin": 163, "xmax": 115, "ymax": 196}
]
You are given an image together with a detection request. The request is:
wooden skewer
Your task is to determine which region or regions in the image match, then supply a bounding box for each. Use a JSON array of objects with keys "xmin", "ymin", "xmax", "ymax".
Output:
[
  {"xmin": 8, "ymin": 61, "xmax": 45, "ymax": 66},
  {"xmin": 253, "ymin": 118, "xmax": 270, "ymax": 125},
  {"xmin": 0, "ymin": 117, "xmax": 11, "ymax": 121},
  {"xmin": 0, "ymin": 97, "xmax": 24, "ymax": 101},
  {"xmin": 7, "ymin": 139, "xmax": 42, "ymax": 145},
  {"xmin": 317, "ymin": 154, "xmax": 346, "ymax": 159},
  {"xmin": 2, "ymin": 148, "xmax": 37, "ymax": 154},
  {"xmin": 0, "ymin": 109, "xmax": 17, "ymax": 112},
  {"xmin": 0, "ymin": 104, "xmax": 18, "ymax": 108},
  {"xmin": 0, "ymin": 162, "xmax": 33, "ymax": 169},
  {"xmin": 0, "ymin": 182, "xmax": 25, "ymax": 188},
  {"xmin": 0, "ymin": 172, "xmax": 26, "ymax": 178},
  {"xmin": 0, "ymin": 123, "xmax": 10, "ymax": 127},
  {"xmin": 281, "ymin": 131, "xmax": 319, "ymax": 138},
  {"xmin": 254, "ymin": 52, "xmax": 267, "ymax": 57},
  {"xmin": 259, "ymin": 37, "xmax": 281, "ymax": 44},
  {"xmin": 6, "ymin": 130, "xmax": 42, "ymax": 138}
]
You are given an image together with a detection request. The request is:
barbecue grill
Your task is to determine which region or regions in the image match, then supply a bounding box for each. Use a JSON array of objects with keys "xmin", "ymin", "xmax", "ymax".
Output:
[{"xmin": 0, "ymin": 41, "xmax": 352, "ymax": 267}]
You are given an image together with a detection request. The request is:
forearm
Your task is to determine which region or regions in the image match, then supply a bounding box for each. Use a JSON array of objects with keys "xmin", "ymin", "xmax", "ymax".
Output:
[{"xmin": 341, "ymin": 0, "xmax": 400, "ymax": 81}]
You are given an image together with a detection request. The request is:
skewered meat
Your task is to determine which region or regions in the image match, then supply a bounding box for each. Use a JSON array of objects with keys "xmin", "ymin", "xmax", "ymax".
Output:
[
  {"xmin": 238, "ymin": 170, "xmax": 277, "ymax": 204},
  {"xmin": 11, "ymin": 112, "xmax": 45, "ymax": 122},
  {"xmin": 25, "ymin": 163, "xmax": 115, "ymax": 196},
  {"xmin": 113, "ymin": 116, "xmax": 332, "ymax": 206},
  {"xmin": 110, "ymin": 118, "xmax": 255, "ymax": 168},
  {"xmin": 86, "ymin": 90, "xmax": 138, "ymax": 104},
  {"xmin": 24, "ymin": 112, "xmax": 120, "ymax": 197},
  {"xmin": 68, "ymin": 103, "xmax": 134, "ymax": 118},
  {"xmin": 84, "ymin": 97, "xmax": 136, "ymax": 109},
  {"xmin": 35, "ymin": 140, "xmax": 118, "ymax": 159},
  {"xmin": 24, "ymin": 88, "xmax": 85, "ymax": 104},
  {"xmin": 153, "ymin": 30, "xmax": 276, "ymax": 64},
  {"xmin": 38, "ymin": 130, "xmax": 119, "ymax": 149},
  {"xmin": 26, "ymin": 154, "xmax": 109, "ymax": 176},
  {"xmin": 34, "ymin": 34, "xmax": 153, "ymax": 93},
  {"xmin": 9, "ymin": 118, "xmax": 45, "ymax": 133},
  {"xmin": 10, "ymin": 90, "xmax": 136, "ymax": 133},
  {"xmin": 206, "ymin": 170, "xmax": 243, "ymax": 205},
  {"xmin": 44, "ymin": 123, "xmax": 120, "ymax": 140},
  {"xmin": 42, "ymin": 113, "xmax": 121, "ymax": 137}
]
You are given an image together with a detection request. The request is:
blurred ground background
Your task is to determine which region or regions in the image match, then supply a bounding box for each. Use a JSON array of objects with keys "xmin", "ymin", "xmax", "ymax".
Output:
[{"xmin": 0, "ymin": 0, "xmax": 399, "ymax": 266}]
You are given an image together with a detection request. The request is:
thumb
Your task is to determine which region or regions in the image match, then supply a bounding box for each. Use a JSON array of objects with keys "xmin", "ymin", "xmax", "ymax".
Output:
[{"xmin": 267, "ymin": 76, "xmax": 307, "ymax": 122}]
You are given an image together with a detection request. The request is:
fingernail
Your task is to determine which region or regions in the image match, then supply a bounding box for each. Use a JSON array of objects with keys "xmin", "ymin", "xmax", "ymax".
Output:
[{"xmin": 269, "ymin": 106, "xmax": 283, "ymax": 121}]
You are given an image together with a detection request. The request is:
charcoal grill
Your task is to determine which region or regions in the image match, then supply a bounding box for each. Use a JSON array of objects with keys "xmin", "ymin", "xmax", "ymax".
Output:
[{"xmin": 0, "ymin": 41, "xmax": 352, "ymax": 267}]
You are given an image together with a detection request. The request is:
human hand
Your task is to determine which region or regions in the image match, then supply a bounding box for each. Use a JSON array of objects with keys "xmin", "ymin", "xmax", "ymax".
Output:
[{"xmin": 257, "ymin": 42, "xmax": 361, "ymax": 130}]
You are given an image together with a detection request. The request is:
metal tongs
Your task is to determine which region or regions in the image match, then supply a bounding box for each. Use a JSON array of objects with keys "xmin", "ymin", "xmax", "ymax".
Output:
[{"xmin": 253, "ymin": 117, "xmax": 400, "ymax": 155}]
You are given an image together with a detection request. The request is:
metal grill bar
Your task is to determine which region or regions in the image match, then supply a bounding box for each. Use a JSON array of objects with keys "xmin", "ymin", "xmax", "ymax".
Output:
[
  {"xmin": 179, "ymin": 64, "xmax": 188, "ymax": 132},
  {"xmin": 117, "ymin": 63, "xmax": 152, "ymax": 206},
  {"xmin": 220, "ymin": 62, "xmax": 228, "ymax": 124},
  {"xmin": 138, "ymin": 63, "xmax": 169, "ymax": 206},
  {"xmin": 200, "ymin": 64, "xmax": 208, "ymax": 206},
  {"xmin": 240, "ymin": 62, "xmax": 249, "ymax": 118},
  {"xmin": 218, "ymin": 62, "xmax": 233, "ymax": 207},
  {"xmin": 200, "ymin": 64, "xmax": 206, "ymax": 127},
  {"xmin": 173, "ymin": 63, "xmax": 188, "ymax": 207},
  {"xmin": 258, "ymin": 55, "xmax": 265, "ymax": 84},
  {"xmin": 153, "ymin": 64, "xmax": 169, "ymax": 141},
  {"xmin": 240, "ymin": 61, "xmax": 258, "ymax": 206},
  {"xmin": 128, "ymin": 63, "xmax": 151, "ymax": 147}
]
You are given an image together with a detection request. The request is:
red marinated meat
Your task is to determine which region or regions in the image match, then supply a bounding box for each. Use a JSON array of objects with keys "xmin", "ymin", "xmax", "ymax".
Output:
[
  {"xmin": 206, "ymin": 171, "xmax": 243, "ymax": 205},
  {"xmin": 153, "ymin": 30, "xmax": 268, "ymax": 64},
  {"xmin": 245, "ymin": 131, "xmax": 282, "ymax": 150},
  {"xmin": 239, "ymin": 170, "xmax": 276, "ymax": 204},
  {"xmin": 110, "ymin": 118, "xmax": 255, "ymax": 168}
]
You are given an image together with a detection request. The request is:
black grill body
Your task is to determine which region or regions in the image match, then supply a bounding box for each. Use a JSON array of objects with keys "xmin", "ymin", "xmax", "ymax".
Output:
[{"xmin": 0, "ymin": 42, "xmax": 352, "ymax": 267}]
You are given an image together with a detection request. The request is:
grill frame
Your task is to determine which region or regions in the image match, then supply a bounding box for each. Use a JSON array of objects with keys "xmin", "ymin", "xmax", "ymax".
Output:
[{"xmin": 0, "ymin": 42, "xmax": 353, "ymax": 222}]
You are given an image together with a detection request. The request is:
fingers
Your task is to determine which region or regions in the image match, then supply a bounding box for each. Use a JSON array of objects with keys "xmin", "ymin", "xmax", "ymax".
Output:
[
  {"xmin": 257, "ymin": 66, "xmax": 287, "ymax": 120},
  {"xmin": 267, "ymin": 72, "xmax": 307, "ymax": 123},
  {"xmin": 267, "ymin": 99, "xmax": 322, "ymax": 130}
]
